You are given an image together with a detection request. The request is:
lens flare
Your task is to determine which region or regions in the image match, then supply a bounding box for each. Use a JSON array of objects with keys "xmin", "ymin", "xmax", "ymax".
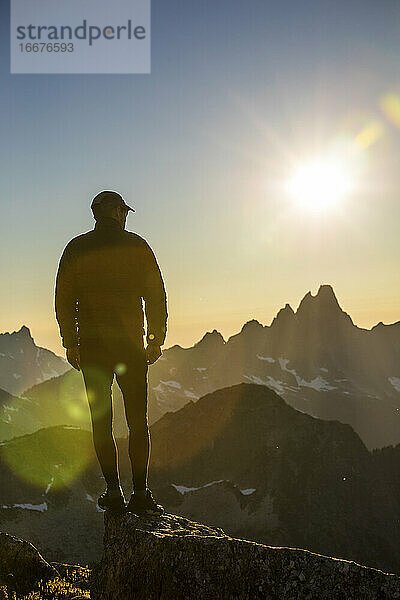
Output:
[
  {"xmin": 114, "ymin": 362, "xmax": 127, "ymax": 375},
  {"xmin": 58, "ymin": 370, "xmax": 91, "ymax": 424},
  {"xmin": 354, "ymin": 120, "xmax": 384, "ymax": 149},
  {"xmin": 380, "ymin": 93, "xmax": 400, "ymax": 129}
]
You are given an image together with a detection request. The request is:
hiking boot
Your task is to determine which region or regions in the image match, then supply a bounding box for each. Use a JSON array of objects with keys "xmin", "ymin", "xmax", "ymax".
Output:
[
  {"xmin": 126, "ymin": 488, "xmax": 164, "ymax": 516},
  {"xmin": 97, "ymin": 486, "xmax": 126, "ymax": 511}
]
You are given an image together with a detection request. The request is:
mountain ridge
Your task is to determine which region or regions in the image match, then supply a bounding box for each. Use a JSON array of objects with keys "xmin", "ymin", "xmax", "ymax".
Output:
[{"xmin": 1, "ymin": 284, "xmax": 399, "ymax": 449}]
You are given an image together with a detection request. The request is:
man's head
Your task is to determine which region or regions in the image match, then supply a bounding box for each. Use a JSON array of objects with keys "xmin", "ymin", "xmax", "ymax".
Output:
[{"xmin": 91, "ymin": 191, "xmax": 135, "ymax": 228}]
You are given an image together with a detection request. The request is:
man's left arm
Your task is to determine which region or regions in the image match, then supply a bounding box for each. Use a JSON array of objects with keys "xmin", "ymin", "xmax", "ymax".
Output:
[{"xmin": 142, "ymin": 241, "xmax": 168, "ymax": 362}]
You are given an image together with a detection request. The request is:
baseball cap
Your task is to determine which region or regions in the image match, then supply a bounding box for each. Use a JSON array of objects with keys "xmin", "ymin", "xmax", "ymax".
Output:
[{"xmin": 91, "ymin": 191, "xmax": 135, "ymax": 213}]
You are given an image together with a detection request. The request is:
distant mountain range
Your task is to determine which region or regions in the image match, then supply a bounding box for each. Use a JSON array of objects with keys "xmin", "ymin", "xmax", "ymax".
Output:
[
  {"xmin": 0, "ymin": 383, "xmax": 399, "ymax": 574},
  {"xmin": 1, "ymin": 284, "xmax": 399, "ymax": 448},
  {"xmin": 147, "ymin": 284, "xmax": 400, "ymax": 449},
  {"xmin": 0, "ymin": 326, "xmax": 69, "ymax": 396},
  {"xmin": 0, "ymin": 326, "xmax": 71, "ymax": 442}
]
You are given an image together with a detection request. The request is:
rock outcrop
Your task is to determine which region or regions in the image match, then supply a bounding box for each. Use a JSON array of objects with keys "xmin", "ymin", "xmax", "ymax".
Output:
[
  {"xmin": 0, "ymin": 531, "xmax": 58, "ymax": 596},
  {"xmin": 90, "ymin": 512, "xmax": 400, "ymax": 600}
]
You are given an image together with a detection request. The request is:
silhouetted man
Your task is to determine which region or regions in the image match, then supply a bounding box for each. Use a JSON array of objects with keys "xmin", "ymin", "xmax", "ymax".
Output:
[{"xmin": 54, "ymin": 191, "xmax": 168, "ymax": 516}]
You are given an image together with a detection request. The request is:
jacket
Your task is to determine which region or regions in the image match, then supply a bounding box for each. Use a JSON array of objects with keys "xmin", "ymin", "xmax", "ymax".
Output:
[{"xmin": 54, "ymin": 216, "xmax": 168, "ymax": 349}]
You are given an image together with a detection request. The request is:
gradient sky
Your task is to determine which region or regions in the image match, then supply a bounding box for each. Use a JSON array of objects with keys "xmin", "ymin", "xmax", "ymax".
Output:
[{"xmin": 1, "ymin": 0, "xmax": 400, "ymax": 355}]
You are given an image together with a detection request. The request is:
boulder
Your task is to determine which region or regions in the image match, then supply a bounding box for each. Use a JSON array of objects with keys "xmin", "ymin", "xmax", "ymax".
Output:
[
  {"xmin": 90, "ymin": 512, "xmax": 400, "ymax": 599},
  {"xmin": 0, "ymin": 531, "xmax": 58, "ymax": 595}
]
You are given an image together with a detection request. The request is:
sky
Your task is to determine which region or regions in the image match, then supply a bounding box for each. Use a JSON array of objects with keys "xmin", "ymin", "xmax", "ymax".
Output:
[{"xmin": 1, "ymin": 0, "xmax": 400, "ymax": 355}]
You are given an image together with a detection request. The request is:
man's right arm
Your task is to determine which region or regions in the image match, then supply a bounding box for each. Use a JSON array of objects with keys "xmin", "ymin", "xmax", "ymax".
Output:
[{"xmin": 55, "ymin": 242, "xmax": 80, "ymax": 350}]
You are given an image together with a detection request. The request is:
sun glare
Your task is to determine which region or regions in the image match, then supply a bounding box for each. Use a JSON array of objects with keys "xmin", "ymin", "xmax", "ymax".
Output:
[{"xmin": 287, "ymin": 156, "xmax": 354, "ymax": 212}]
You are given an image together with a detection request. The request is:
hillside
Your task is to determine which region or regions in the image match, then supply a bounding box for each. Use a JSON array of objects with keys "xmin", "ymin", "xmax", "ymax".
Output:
[
  {"xmin": 0, "ymin": 383, "xmax": 399, "ymax": 574},
  {"xmin": 149, "ymin": 382, "xmax": 400, "ymax": 574}
]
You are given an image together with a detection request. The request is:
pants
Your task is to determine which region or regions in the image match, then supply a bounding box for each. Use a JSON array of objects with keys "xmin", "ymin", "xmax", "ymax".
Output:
[{"xmin": 80, "ymin": 335, "xmax": 149, "ymax": 491}]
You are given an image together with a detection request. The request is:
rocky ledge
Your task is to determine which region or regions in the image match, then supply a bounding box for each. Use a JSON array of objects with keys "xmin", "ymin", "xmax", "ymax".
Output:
[
  {"xmin": 0, "ymin": 531, "xmax": 58, "ymax": 596},
  {"xmin": 90, "ymin": 512, "xmax": 400, "ymax": 600}
]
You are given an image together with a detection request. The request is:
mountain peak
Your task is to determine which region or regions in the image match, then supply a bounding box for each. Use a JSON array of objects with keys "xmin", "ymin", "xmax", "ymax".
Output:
[
  {"xmin": 295, "ymin": 284, "xmax": 355, "ymax": 328},
  {"xmin": 317, "ymin": 283, "xmax": 338, "ymax": 301},
  {"xmin": 297, "ymin": 284, "xmax": 341, "ymax": 314},
  {"xmin": 18, "ymin": 325, "xmax": 33, "ymax": 338},
  {"xmin": 194, "ymin": 329, "xmax": 225, "ymax": 349},
  {"xmin": 240, "ymin": 319, "xmax": 263, "ymax": 333},
  {"xmin": 14, "ymin": 325, "xmax": 35, "ymax": 344},
  {"xmin": 270, "ymin": 303, "xmax": 295, "ymax": 328}
]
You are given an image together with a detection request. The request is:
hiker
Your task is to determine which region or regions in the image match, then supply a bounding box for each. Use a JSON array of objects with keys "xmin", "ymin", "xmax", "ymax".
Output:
[{"xmin": 54, "ymin": 190, "xmax": 168, "ymax": 516}]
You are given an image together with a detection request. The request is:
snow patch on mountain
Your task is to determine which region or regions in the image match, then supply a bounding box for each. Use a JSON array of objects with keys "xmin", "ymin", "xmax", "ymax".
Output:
[
  {"xmin": 172, "ymin": 480, "xmax": 225, "ymax": 495},
  {"xmin": 155, "ymin": 380, "xmax": 182, "ymax": 390},
  {"xmin": 256, "ymin": 355, "xmax": 275, "ymax": 363},
  {"xmin": 278, "ymin": 357, "xmax": 337, "ymax": 391},
  {"xmin": 45, "ymin": 477, "xmax": 54, "ymax": 495},
  {"xmin": 300, "ymin": 376, "xmax": 337, "ymax": 391},
  {"xmin": 2, "ymin": 502, "xmax": 48, "ymax": 512},
  {"xmin": 243, "ymin": 374, "xmax": 286, "ymax": 394},
  {"xmin": 389, "ymin": 377, "xmax": 400, "ymax": 392}
]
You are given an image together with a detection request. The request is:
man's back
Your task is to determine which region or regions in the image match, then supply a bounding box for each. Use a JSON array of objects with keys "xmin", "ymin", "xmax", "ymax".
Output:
[
  {"xmin": 55, "ymin": 216, "xmax": 168, "ymax": 349},
  {"xmin": 55, "ymin": 191, "xmax": 167, "ymax": 515}
]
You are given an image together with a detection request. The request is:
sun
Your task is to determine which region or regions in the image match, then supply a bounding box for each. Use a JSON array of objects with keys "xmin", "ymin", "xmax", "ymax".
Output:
[{"xmin": 287, "ymin": 156, "xmax": 354, "ymax": 212}]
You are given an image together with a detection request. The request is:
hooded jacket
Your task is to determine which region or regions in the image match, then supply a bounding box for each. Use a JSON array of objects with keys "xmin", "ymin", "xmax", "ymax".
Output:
[{"xmin": 55, "ymin": 216, "xmax": 168, "ymax": 349}]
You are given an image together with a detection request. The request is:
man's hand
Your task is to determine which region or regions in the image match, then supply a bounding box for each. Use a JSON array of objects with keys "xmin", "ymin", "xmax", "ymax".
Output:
[
  {"xmin": 145, "ymin": 343, "xmax": 162, "ymax": 365},
  {"xmin": 66, "ymin": 346, "xmax": 81, "ymax": 371}
]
